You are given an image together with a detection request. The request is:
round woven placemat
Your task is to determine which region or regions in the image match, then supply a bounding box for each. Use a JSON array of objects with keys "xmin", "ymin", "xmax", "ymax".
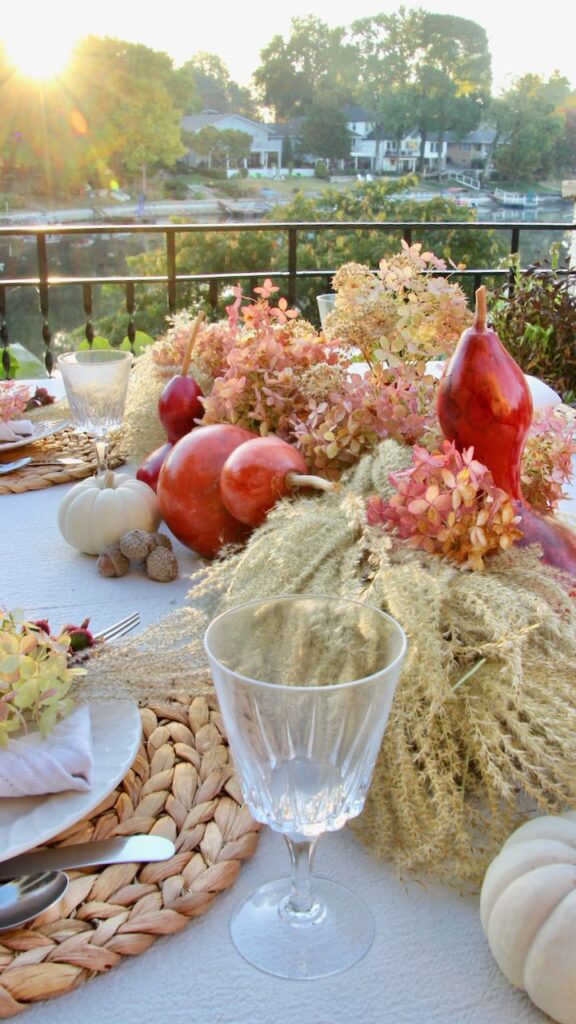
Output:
[
  {"xmin": 0, "ymin": 429, "xmax": 126, "ymax": 495},
  {"xmin": 0, "ymin": 695, "xmax": 260, "ymax": 1018}
]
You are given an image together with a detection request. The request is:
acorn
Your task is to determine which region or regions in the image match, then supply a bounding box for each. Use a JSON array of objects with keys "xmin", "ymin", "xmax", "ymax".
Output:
[{"xmin": 145, "ymin": 546, "xmax": 179, "ymax": 582}]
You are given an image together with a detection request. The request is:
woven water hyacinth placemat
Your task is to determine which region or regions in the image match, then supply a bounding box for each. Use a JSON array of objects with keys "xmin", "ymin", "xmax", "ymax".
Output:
[
  {"xmin": 0, "ymin": 428, "xmax": 125, "ymax": 496},
  {"xmin": 0, "ymin": 696, "xmax": 260, "ymax": 1018}
]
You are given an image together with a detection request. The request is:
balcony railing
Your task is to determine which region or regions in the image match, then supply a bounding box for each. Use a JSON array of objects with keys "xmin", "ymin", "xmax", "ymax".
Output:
[{"xmin": 0, "ymin": 218, "xmax": 574, "ymax": 375}]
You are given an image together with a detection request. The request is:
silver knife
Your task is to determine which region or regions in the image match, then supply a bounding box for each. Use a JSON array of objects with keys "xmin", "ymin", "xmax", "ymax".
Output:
[{"xmin": 0, "ymin": 835, "xmax": 175, "ymax": 879}]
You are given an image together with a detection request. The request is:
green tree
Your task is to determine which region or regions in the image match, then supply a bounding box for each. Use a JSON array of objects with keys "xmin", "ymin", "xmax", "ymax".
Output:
[
  {"xmin": 177, "ymin": 54, "xmax": 258, "ymax": 119},
  {"xmin": 188, "ymin": 126, "xmax": 252, "ymax": 168},
  {"xmin": 554, "ymin": 97, "xmax": 576, "ymax": 173},
  {"xmin": 301, "ymin": 102, "xmax": 350, "ymax": 166},
  {"xmin": 371, "ymin": 86, "xmax": 418, "ymax": 171},
  {"xmin": 352, "ymin": 9, "xmax": 491, "ymax": 172},
  {"xmin": 254, "ymin": 16, "xmax": 358, "ymax": 120},
  {"xmin": 93, "ymin": 176, "xmax": 506, "ymax": 342},
  {"xmin": 65, "ymin": 37, "xmax": 184, "ymax": 191},
  {"xmin": 491, "ymin": 74, "xmax": 567, "ymax": 184},
  {"xmin": 0, "ymin": 44, "xmax": 92, "ymax": 193}
]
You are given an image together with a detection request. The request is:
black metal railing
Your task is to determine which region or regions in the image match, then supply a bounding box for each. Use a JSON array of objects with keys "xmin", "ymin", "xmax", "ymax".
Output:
[{"xmin": 0, "ymin": 219, "xmax": 574, "ymax": 375}]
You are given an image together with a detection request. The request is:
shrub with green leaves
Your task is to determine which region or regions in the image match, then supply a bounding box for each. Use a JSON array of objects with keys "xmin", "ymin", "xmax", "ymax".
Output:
[{"xmin": 491, "ymin": 247, "xmax": 576, "ymax": 404}]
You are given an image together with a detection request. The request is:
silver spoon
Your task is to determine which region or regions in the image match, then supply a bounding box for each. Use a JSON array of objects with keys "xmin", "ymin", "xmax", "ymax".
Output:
[
  {"xmin": 0, "ymin": 870, "xmax": 69, "ymax": 930},
  {"xmin": 0, "ymin": 835, "xmax": 175, "ymax": 930}
]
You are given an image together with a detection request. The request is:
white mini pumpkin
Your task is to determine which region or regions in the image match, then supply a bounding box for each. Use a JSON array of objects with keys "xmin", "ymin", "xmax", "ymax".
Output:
[
  {"xmin": 480, "ymin": 811, "xmax": 576, "ymax": 1024},
  {"xmin": 58, "ymin": 471, "xmax": 161, "ymax": 555}
]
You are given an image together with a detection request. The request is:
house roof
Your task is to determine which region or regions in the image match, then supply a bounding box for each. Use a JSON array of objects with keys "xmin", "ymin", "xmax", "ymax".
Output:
[
  {"xmin": 342, "ymin": 104, "xmax": 378, "ymax": 122},
  {"xmin": 181, "ymin": 111, "xmax": 272, "ymax": 134},
  {"xmin": 270, "ymin": 117, "xmax": 306, "ymax": 137},
  {"xmin": 446, "ymin": 125, "xmax": 499, "ymax": 145}
]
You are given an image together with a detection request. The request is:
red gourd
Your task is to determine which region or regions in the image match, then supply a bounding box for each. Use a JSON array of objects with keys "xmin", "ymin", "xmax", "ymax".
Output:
[
  {"xmin": 157, "ymin": 312, "xmax": 205, "ymax": 442},
  {"xmin": 220, "ymin": 436, "xmax": 333, "ymax": 527},
  {"xmin": 136, "ymin": 441, "xmax": 173, "ymax": 493},
  {"xmin": 437, "ymin": 285, "xmax": 532, "ymax": 500},
  {"xmin": 437, "ymin": 285, "xmax": 576, "ymax": 579},
  {"xmin": 157, "ymin": 424, "xmax": 257, "ymax": 559}
]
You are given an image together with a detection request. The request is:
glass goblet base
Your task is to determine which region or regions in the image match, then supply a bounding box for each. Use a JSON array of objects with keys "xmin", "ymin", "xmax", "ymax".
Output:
[{"xmin": 230, "ymin": 876, "xmax": 374, "ymax": 979}]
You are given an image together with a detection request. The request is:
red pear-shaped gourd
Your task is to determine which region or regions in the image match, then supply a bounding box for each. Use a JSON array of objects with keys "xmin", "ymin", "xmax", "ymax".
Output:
[
  {"xmin": 437, "ymin": 286, "xmax": 576, "ymax": 581},
  {"xmin": 437, "ymin": 286, "xmax": 533, "ymax": 500}
]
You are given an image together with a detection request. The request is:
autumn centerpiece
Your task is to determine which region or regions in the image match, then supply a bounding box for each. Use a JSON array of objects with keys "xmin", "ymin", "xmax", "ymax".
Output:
[{"xmin": 101, "ymin": 246, "xmax": 576, "ymax": 886}]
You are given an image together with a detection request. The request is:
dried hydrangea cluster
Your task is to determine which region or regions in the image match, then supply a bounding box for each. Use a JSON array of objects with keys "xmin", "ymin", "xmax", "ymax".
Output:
[
  {"xmin": 521, "ymin": 407, "xmax": 576, "ymax": 514},
  {"xmin": 326, "ymin": 242, "xmax": 472, "ymax": 372},
  {"xmin": 0, "ymin": 381, "xmax": 30, "ymax": 423},
  {"xmin": 0, "ymin": 611, "xmax": 85, "ymax": 746},
  {"xmin": 186, "ymin": 276, "xmax": 446, "ymax": 474},
  {"xmin": 149, "ymin": 308, "xmax": 201, "ymax": 369},
  {"xmin": 366, "ymin": 440, "xmax": 522, "ymax": 570}
]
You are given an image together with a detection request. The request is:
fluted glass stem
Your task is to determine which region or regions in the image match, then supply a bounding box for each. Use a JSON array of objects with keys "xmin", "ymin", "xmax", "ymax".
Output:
[
  {"xmin": 282, "ymin": 836, "xmax": 323, "ymax": 923},
  {"xmin": 94, "ymin": 438, "xmax": 108, "ymax": 478}
]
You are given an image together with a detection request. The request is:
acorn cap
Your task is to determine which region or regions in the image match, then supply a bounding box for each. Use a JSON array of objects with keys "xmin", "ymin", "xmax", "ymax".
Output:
[{"xmin": 97, "ymin": 545, "xmax": 130, "ymax": 578}]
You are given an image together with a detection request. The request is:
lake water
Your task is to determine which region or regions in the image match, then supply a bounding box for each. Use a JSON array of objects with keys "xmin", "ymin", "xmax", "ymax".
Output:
[{"xmin": 2, "ymin": 198, "xmax": 574, "ymax": 369}]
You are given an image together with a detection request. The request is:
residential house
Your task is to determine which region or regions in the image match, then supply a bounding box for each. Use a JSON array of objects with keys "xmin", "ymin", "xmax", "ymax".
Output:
[
  {"xmin": 446, "ymin": 126, "xmax": 499, "ymax": 172},
  {"xmin": 341, "ymin": 105, "xmax": 446, "ymax": 173},
  {"xmin": 181, "ymin": 107, "xmax": 447, "ymax": 176},
  {"xmin": 181, "ymin": 111, "xmax": 283, "ymax": 171}
]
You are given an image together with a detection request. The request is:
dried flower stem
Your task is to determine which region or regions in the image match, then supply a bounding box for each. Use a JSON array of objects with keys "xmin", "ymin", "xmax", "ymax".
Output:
[
  {"xmin": 475, "ymin": 285, "xmax": 487, "ymax": 331},
  {"xmin": 181, "ymin": 310, "xmax": 206, "ymax": 376}
]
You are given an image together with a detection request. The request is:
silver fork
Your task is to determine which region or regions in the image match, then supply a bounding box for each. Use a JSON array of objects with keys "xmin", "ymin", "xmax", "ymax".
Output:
[{"xmin": 94, "ymin": 612, "xmax": 140, "ymax": 643}]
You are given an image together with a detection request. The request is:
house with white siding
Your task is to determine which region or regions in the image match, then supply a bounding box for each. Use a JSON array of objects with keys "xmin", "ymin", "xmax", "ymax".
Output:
[
  {"xmin": 181, "ymin": 112, "xmax": 283, "ymax": 171},
  {"xmin": 181, "ymin": 107, "xmax": 446, "ymax": 175}
]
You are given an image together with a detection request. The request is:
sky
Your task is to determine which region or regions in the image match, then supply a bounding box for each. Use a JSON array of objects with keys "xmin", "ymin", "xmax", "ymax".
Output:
[{"xmin": 3, "ymin": 0, "xmax": 575, "ymax": 97}]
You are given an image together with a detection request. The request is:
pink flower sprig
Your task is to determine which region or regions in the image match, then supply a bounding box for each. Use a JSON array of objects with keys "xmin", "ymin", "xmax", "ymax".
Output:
[
  {"xmin": 366, "ymin": 440, "xmax": 522, "ymax": 571},
  {"xmin": 0, "ymin": 382, "xmax": 31, "ymax": 423},
  {"xmin": 521, "ymin": 407, "xmax": 576, "ymax": 515},
  {"xmin": 291, "ymin": 368, "xmax": 440, "ymax": 475}
]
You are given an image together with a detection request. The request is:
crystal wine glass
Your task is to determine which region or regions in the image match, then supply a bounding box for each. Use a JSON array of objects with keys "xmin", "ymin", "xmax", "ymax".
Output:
[
  {"xmin": 57, "ymin": 349, "xmax": 132, "ymax": 477},
  {"xmin": 204, "ymin": 593, "xmax": 407, "ymax": 979}
]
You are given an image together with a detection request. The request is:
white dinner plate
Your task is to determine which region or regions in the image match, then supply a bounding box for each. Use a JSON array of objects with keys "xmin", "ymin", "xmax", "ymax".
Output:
[
  {"xmin": 0, "ymin": 700, "xmax": 142, "ymax": 863},
  {"xmin": 0, "ymin": 419, "xmax": 69, "ymax": 452}
]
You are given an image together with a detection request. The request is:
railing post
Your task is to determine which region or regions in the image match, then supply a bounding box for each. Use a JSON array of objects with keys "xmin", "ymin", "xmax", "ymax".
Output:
[
  {"xmin": 508, "ymin": 226, "xmax": 521, "ymax": 296},
  {"xmin": 0, "ymin": 286, "xmax": 10, "ymax": 377},
  {"xmin": 126, "ymin": 282, "xmax": 136, "ymax": 350},
  {"xmin": 287, "ymin": 227, "xmax": 297, "ymax": 307},
  {"xmin": 36, "ymin": 233, "xmax": 52, "ymax": 374},
  {"xmin": 166, "ymin": 229, "xmax": 177, "ymax": 313},
  {"xmin": 83, "ymin": 283, "xmax": 94, "ymax": 347}
]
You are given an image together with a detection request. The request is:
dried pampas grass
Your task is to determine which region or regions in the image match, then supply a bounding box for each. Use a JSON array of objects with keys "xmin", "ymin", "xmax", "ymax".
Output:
[{"xmin": 86, "ymin": 438, "xmax": 576, "ymax": 885}]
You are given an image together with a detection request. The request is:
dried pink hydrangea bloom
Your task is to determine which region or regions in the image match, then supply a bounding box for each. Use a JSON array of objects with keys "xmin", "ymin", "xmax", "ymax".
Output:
[
  {"xmin": 0, "ymin": 382, "xmax": 31, "ymax": 423},
  {"xmin": 521, "ymin": 407, "xmax": 576, "ymax": 515},
  {"xmin": 367, "ymin": 439, "xmax": 522, "ymax": 571}
]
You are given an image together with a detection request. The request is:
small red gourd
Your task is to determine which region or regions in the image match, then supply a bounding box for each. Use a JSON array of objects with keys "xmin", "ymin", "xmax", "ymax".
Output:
[
  {"xmin": 136, "ymin": 441, "xmax": 173, "ymax": 493},
  {"xmin": 158, "ymin": 312, "xmax": 205, "ymax": 443},
  {"xmin": 220, "ymin": 436, "xmax": 333, "ymax": 527},
  {"xmin": 157, "ymin": 423, "xmax": 257, "ymax": 559},
  {"xmin": 437, "ymin": 285, "xmax": 532, "ymax": 500}
]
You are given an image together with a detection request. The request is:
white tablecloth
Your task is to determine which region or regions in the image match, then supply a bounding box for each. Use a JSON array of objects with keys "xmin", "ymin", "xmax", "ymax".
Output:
[{"xmin": 3, "ymin": 437, "xmax": 574, "ymax": 1024}]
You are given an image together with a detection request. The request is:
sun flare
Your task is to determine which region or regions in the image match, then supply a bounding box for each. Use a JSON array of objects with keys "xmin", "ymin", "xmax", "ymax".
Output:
[{"xmin": 3, "ymin": 35, "xmax": 73, "ymax": 81}]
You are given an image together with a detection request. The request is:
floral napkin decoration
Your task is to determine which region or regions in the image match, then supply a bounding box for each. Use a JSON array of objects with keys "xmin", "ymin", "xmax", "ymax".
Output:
[{"xmin": 0, "ymin": 611, "xmax": 87, "ymax": 747}]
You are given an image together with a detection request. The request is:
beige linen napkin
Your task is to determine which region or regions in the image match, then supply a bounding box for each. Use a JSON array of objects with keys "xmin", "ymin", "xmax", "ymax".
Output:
[{"xmin": 0, "ymin": 704, "xmax": 94, "ymax": 798}]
